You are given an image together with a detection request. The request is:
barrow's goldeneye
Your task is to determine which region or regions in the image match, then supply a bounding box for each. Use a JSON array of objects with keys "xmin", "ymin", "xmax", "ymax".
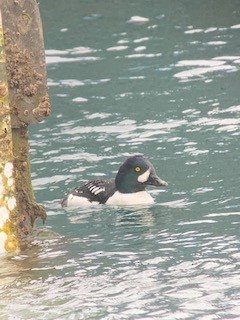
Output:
[{"xmin": 61, "ymin": 155, "xmax": 168, "ymax": 207}]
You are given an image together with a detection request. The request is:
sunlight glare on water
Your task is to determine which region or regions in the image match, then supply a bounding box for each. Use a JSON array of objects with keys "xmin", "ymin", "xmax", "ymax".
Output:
[{"xmin": 1, "ymin": 0, "xmax": 240, "ymax": 319}]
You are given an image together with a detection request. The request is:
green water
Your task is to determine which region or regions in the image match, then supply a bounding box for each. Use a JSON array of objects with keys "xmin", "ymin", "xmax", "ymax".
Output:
[{"xmin": 1, "ymin": 0, "xmax": 240, "ymax": 319}]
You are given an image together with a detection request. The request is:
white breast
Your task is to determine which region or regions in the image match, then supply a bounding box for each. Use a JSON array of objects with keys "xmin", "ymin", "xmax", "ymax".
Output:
[{"xmin": 105, "ymin": 191, "xmax": 154, "ymax": 206}]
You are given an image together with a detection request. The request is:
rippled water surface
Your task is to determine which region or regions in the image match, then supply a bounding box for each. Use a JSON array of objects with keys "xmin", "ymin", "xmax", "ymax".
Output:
[{"xmin": 1, "ymin": 0, "xmax": 240, "ymax": 319}]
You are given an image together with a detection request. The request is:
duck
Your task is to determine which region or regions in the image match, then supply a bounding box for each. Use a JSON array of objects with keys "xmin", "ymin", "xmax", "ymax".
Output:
[{"xmin": 61, "ymin": 155, "xmax": 168, "ymax": 207}]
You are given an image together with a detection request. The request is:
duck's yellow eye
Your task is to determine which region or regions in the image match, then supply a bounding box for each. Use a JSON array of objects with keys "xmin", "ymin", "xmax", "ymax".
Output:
[{"xmin": 135, "ymin": 166, "xmax": 141, "ymax": 172}]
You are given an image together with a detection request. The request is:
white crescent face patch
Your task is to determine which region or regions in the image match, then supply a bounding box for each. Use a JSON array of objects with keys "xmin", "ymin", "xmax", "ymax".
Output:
[{"xmin": 137, "ymin": 168, "xmax": 150, "ymax": 183}]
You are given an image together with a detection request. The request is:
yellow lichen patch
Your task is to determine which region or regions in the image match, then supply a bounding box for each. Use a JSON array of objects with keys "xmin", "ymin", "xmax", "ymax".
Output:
[
  {"xmin": 4, "ymin": 235, "xmax": 19, "ymax": 252},
  {"xmin": 3, "ymin": 162, "xmax": 13, "ymax": 179},
  {"xmin": 7, "ymin": 196, "xmax": 16, "ymax": 211},
  {"xmin": 7, "ymin": 177, "xmax": 14, "ymax": 187},
  {"xmin": 0, "ymin": 206, "xmax": 10, "ymax": 229},
  {"xmin": 0, "ymin": 176, "xmax": 3, "ymax": 200},
  {"xmin": 0, "ymin": 231, "xmax": 8, "ymax": 253}
]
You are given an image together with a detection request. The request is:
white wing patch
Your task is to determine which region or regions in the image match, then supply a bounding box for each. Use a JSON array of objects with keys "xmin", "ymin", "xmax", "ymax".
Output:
[
  {"xmin": 87, "ymin": 183, "xmax": 105, "ymax": 195},
  {"xmin": 137, "ymin": 168, "xmax": 150, "ymax": 183}
]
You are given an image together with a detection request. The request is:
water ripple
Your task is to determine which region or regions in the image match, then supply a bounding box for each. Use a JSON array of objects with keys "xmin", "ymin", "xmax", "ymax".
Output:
[{"xmin": 46, "ymin": 47, "xmax": 101, "ymax": 64}]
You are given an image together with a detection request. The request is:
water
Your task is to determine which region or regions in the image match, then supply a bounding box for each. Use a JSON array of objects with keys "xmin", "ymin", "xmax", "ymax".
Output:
[{"xmin": 1, "ymin": 0, "xmax": 240, "ymax": 319}]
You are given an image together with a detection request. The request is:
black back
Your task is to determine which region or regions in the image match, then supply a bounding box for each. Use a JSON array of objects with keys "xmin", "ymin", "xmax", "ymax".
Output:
[{"xmin": 62, "ymin": 179, "xmax": 116, "ymax": 206}]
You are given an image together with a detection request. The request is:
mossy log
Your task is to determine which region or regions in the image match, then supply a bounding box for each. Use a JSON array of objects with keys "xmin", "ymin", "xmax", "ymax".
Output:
[{"xmin": 0, "ymin": 1, "xmax": 50, "ymax": 253}]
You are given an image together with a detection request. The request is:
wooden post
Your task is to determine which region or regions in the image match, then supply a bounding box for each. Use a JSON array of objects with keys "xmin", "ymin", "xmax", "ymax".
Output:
[{"xmin": 0, "ymin": 0, "xmax": 50, "ymax": 253}]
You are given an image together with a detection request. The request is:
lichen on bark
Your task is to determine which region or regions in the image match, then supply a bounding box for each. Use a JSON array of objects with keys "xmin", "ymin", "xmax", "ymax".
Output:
[{"xmin": 0, "ymin": 1, "xmax": 49, "ymax": 253}]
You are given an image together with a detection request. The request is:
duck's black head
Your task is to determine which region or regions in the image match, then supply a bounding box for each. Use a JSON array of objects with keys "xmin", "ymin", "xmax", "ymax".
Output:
[{"xmin": 115, "ymin": 155, "xmax": 168, "ymax": 193}]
